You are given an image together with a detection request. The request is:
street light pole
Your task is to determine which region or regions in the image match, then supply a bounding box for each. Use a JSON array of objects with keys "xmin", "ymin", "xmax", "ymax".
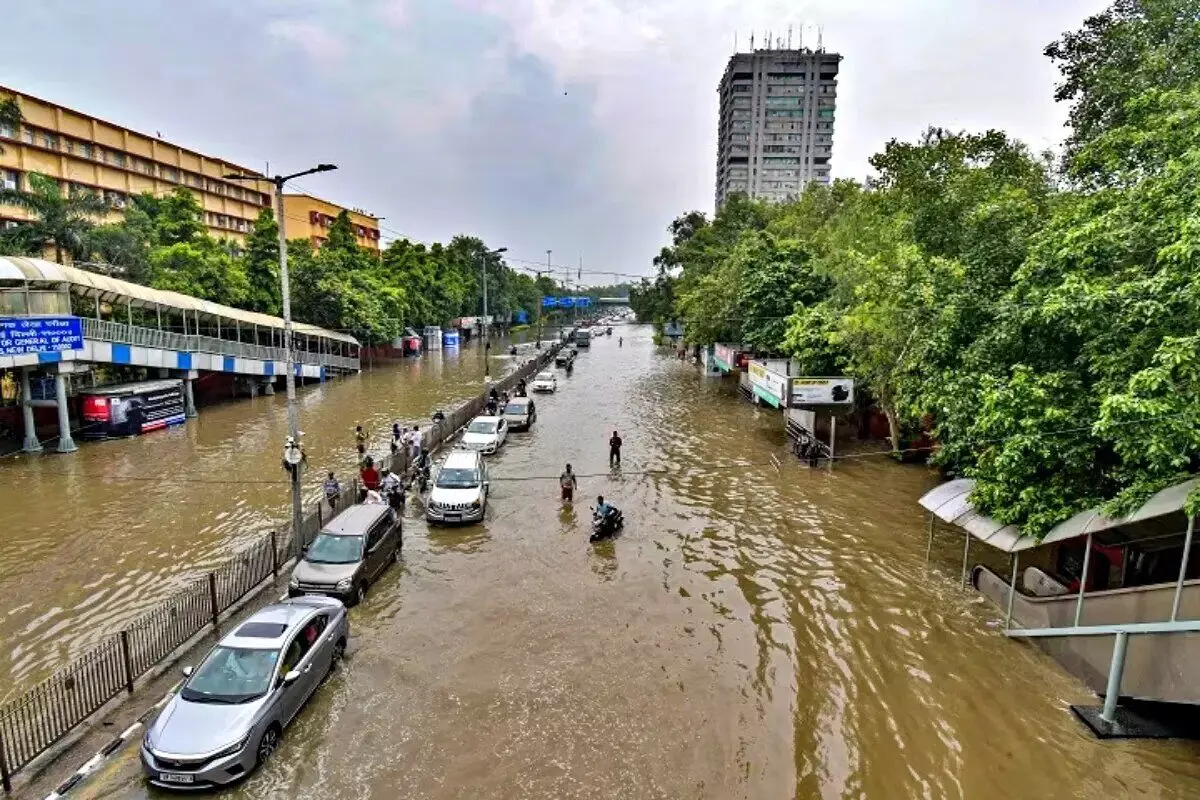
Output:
[{"xmin": 227, "ymin": 163, "xmax": 336, "ymax": 558}]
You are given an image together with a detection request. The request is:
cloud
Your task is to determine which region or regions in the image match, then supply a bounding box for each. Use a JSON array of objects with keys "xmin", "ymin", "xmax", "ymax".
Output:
[
  {"xmin": 265, "ymin": 18, "xmax": 347, "ymax": 65},
  {"xmin": 377, "ymin": 0, "xmax": 409, "ymax": 28}
]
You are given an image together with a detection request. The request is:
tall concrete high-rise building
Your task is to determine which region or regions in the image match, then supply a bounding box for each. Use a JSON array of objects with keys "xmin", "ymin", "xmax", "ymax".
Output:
[{"xmin": 715, "ymin": 46, "xmax": 842, "ymax": 208}]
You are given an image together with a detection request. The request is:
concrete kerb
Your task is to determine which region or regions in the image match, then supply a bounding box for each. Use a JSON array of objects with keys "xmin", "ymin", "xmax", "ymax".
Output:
[{"xmin": 15, "ymin": 344, "xmax": 561, "ymax": 799}]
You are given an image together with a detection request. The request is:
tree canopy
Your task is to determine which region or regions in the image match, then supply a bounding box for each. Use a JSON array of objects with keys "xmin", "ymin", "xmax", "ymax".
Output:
[{"xmin": 637, "ymin": 0, "xmax": 1200, "ymax": 536}]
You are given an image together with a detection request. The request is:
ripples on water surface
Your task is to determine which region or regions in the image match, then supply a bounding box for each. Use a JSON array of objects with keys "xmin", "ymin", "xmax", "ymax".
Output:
[{"xmin": 16, "ymin": 327, "xmax": 1200, "ymax": 799}]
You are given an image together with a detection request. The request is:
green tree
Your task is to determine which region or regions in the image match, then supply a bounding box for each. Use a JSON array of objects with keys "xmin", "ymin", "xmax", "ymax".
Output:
[
  {"xmin": 0, "ymin": 94, "xmax": 21, "ymax": 155},
  {"xmin": 150, "ymin": 240, "xmax": 249, "ymax": 307},
  {"xmin": 0, "ymin": 172, "xmax": 109, "ymax": 263},
  {"xmin": 242, "ymin": 209, "xmax": 282, "ymax": 315}
]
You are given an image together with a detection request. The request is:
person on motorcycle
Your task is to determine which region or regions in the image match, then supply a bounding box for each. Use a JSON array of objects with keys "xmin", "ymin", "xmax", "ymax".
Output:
[
  {"xmin": 595, "ymin": 495, "xmax": 613, "ymax": 520},
  {"xmin": 380, "ymin": 469, "xmax": 404, "ymax": 520}
]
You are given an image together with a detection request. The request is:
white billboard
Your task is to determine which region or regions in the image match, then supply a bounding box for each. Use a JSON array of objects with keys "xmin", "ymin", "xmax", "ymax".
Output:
[
  {"xmin": 748, "ymin": 360, "xmax": 788, "ymax": 407},
  {"xmin": 790, "ymin": 377, "xmax": 855, "ymax": 405}
]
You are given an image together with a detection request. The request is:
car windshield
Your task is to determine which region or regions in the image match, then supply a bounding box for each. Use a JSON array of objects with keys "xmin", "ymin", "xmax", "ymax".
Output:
[
  {"xmin": 504, "ymin": 403, "xmax": 527, "ymax": 414},
  {"xmin": 436, "ymin": 467, "xmax": 480, "ymax": 489},
  {"xmin": 305, "ymin": 533, "xmax": 363, "ymax": 564},
  {"xmin": 467, "ymin": 420, "xmax": 497, "ymax": 434},
  {"xmin": 181, "ymin": 646, "xmax": 279, "ymax": 703},
  {"xmin": 536, "ymin": 373, "xmax": 553, "ymax": 381}
]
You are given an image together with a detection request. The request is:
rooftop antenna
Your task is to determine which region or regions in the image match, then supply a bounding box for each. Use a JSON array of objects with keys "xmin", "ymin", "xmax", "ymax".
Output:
[
  {"xmin": 788, "ymin": 25, "xmax": 793, "ymax": 49},
  {"xmin": 798, "ymin": 25, "xmax": 804, "ymax": 50},
  {"xmin": 749, "ymin": 31, "xmax": 754, "ymax": 50},
  {"xmin": 818, "ymin": 26, "xmax": 824, "ymax": 52},
  {"xmin": 734, "ymin": 30, "xmax": 738, "ymax": 52}
]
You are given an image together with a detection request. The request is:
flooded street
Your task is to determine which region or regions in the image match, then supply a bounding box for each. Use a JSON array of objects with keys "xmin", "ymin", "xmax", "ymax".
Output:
[
  {"xmin": 0, "ymin": 338, "xmax": 510, "ymax": 694},
  {"xmin": 12, "ymin": 327, "xmax": 1200, "ymax": 798}
]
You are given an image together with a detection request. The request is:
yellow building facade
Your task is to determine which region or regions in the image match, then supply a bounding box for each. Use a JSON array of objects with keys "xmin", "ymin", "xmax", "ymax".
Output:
[
  {"xmin": 1, "ymin": 86, "xmax": 272, "ymax": 244},
  {"xmin": 281, "ymin": 193, "xmax": 380, "ymax": 252}
]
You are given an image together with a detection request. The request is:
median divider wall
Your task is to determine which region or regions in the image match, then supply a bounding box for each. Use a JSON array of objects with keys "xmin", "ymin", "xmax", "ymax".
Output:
[{"xmin": 0, "ymin": 343, "xmax": 560, "ymax": 794}]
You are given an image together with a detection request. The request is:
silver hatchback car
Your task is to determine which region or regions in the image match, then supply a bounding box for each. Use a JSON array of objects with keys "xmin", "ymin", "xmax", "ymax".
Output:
[{"xmin": 140, "ymin": 596, "xmax": 349, "ymax": 789}]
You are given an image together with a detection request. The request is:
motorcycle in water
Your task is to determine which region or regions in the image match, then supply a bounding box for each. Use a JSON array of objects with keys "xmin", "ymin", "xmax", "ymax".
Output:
[
  {"xmin": 590, "ymin": 506, "xmax": 624, "ymax": 542},
  {"xmin": 410, "ymin": 451, "xmax": 432, "ymax": 493}
]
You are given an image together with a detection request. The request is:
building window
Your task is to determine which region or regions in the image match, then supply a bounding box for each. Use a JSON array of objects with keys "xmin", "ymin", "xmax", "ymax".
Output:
[
  {"xmin": 110, "ymin": 151, "xmax": 127, "ymax": 168},
  {"xmin": 161, "ymin": 166, "xmax": 178, "ymax": 182},
  {"xmin": 104, "ymin": 190, "xmax": 127, "ymax": 208},
  {"xmin": 1, "ymin": 169, "xmax": 19, "ymax": 191},
  {"xmin": 41, "ymin": 132, "xmax": 59, "ymax": 149},
  {"xmin": 21, "ymin": 127, "xmax": 33, "ymax": 144},
  {"xmin": 0, "ymin": 119, "xmax": 15, "ymax": 139},
  {"xmin": 67, "ymin": 181, "xmax": 91, "ymax": 197}
]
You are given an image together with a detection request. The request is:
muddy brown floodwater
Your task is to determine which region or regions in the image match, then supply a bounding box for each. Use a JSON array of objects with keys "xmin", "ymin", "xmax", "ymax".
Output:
[{"xmin": 11, "ymin": 327, "xmax": 1200, "ymax": 798}]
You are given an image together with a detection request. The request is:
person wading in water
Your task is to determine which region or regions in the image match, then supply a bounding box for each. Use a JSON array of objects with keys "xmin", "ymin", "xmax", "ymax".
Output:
[{"xmin": 559, "ymin": 463, "xmax": 578, "ymax": 503}]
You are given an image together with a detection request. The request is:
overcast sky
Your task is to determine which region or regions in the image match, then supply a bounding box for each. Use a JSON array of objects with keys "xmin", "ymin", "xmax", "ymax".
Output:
[{"xmin": 1, "ymin": 0, "xmax": 1110, "ymax": 284}]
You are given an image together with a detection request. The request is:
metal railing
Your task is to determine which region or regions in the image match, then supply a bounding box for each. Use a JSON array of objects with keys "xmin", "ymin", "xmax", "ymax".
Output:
[
  {"xmin": 1005, "ymin": 619, "xmax": 1200, "ymax": 725},
  {"xmin": 0, "ymin": 343, "xmax": 558, "ymax": 792},
  {"xmin": 79, "ymin": 318, "xmax": 360, "ymax": 371}
]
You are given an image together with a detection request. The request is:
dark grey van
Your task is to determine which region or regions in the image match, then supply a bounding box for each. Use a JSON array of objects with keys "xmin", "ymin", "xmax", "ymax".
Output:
[{"xmin": 287, "ymin": 504, "xmax": 400, "ymax": 606}]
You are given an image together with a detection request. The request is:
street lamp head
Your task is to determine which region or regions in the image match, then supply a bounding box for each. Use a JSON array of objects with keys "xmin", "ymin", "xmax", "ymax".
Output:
[
  {"xmin": 315, "ymin": 164, "xmax": 337, "ymax": 173},
  {"xmin": 492, "ymin": 247, "xmax": 508, "ymax": 255}
]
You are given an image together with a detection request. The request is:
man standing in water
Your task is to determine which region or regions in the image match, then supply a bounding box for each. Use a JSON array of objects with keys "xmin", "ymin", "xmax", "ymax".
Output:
[
  {"xmin": 559, "ymin": 463, "xmax": 578, "ymax": 503},
  {"xmin": 609, "ymin": 430, "xmax": 623, "ymax": 467}
]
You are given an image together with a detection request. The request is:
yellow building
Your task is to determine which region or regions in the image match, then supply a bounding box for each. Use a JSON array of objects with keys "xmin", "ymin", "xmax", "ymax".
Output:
[
  {"xmin": 1, "ymin": 86, "xmax": 267, "ymax": 244},
  {"xmin": 281, "ymin": 193, "xmax": 380, "ymax": 252}
]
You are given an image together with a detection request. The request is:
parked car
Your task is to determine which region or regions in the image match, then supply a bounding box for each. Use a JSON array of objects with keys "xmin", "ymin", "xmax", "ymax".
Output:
[
  {"xmin": 530, "ymin": 371, "xmax": 557, "ymax": 393},
  {"xmin": 426, "ymin": 449, "xmax": 489, "ymax": 524},
  {"xmin": 140, "ymin": 596, "xmax": 348, "ymax": 790},
  {"xmin": 287, "ymin": 504, "xmax": 400, "ymax": 606},
  {"xmin": 460, "ymin": 415, "xmax": 508, "ymax": 454},
  {"xmin": 502, "ymin": 396, "xmax": 537, "ymax": 431}
]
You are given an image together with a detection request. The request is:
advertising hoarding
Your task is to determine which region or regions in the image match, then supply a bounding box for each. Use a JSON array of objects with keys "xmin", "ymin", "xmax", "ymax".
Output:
[{"xmin": 789, "ymin": 377, "xmax": 855, "ymax": 405}]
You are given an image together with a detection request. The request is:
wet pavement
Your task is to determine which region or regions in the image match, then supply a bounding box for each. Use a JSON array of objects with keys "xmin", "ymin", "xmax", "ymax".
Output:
[{"xmin": 10, "ymin": 326, "xmax": 1200, "ymax": 798}]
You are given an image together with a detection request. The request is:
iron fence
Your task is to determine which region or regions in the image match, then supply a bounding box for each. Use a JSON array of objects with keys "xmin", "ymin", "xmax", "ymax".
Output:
[{"xmin": 0, "ymin": 343, "xmax": 559, "ymax": 792}]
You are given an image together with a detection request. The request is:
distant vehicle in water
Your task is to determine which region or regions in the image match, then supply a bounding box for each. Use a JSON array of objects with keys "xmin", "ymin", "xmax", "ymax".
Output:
[
  {"xmin": 530, "ymin": 371, "xmax": 557, "ymax": 393},
  {"xmin": 79, "ymin": 379, "xmax": 186, "ymax": 439},
  {"xmin": 575, "ymin": 329, "xmax": 591, "ymax": 348},
  {"xmin": 555, "ymin": 349, "xmax": 576, "ymax": 367},
  {"xmin": 426, "ymin": 449, "xmax": 489, "ymax": 524},
  {"xmin": 140, "ymin": 596, "xmax": 348, "ymax": 790},
  {"xmin": 460, "ymin": 415, "xmax": 508, "ymax": 454},
  {"xmin": 502, "ymin": 396, "xmax": 537, "ymax": 430}
]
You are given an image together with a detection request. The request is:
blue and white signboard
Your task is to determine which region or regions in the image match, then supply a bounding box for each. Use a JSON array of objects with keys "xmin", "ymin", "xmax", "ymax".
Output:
[
  {"xmin": 0, "ymin": 316, "xmax": 84, "ymax": 356},
  {"xmin": 541, "ymin": 296, "xmax": 593, "ymax": 308}
]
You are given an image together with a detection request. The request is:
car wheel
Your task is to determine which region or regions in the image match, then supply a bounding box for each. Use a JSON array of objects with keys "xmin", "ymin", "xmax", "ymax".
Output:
[
  {"xmin": 255, "ymin": 727, "xmax": 281, "ymax": 767},
  {"xmin": 353, "ymin": 583, "xmax": 366, "ymax": 606},
  {"xmin": 325, "ymin": 638, "xmax": 346, "ymax": 679},
  {"xmin": 394, "ymin": 543, "xmax": 402, "ymax": 563}
]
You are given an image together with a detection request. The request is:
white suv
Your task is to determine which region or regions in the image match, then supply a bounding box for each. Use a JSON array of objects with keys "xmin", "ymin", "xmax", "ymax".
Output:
[{"xmin": 426, "ymin": 450, "xmax": 489, "ymax": 524}]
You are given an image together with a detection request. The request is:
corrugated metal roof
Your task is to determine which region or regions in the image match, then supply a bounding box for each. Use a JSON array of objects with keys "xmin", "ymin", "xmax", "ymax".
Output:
[
  {"xmin": 0, "ymin": 257, "xmax": 358, "ymax": 345},
  {"xmin": 918, "ymin": 477, "xmax": 1199, "ymax": 553}
]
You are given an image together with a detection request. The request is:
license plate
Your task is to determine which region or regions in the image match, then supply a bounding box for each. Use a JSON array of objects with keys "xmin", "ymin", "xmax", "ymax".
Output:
[
  {"xmin": 159, "ymin": 773, "xmax": 195, "ymax": 784},
  {"xmin": 444, "ymin": 513, "xmax": 461, "ymax": 521},
  {"xmin": 304, "ymin": 591, "xmax": 325, "ymax": 597}
]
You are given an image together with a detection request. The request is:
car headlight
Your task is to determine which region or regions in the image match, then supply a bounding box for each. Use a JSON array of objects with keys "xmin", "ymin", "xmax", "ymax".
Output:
[
  {"xmin": 289, "ymin": 576, "xmax": 299, "ymax": 589},
  {"xmin": 213, "ymin": 733, "xmax": 251, "ymax": 760},
  {"xmin": 143, "ymin": 728, "xmax": 155, "ymax": 750},
  {"xmin": 336, "ymin": 578, "xmax": 353, "ymax": 591},
  {"xmin": 471, "ymin": 499, "xmax": 481, "ymax": 508}
]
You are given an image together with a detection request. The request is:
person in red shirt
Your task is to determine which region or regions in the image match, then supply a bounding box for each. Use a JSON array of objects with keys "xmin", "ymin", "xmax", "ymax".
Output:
[{"xmin": 359, "ymin": 457, "xmax": 381, "ymax": 501}]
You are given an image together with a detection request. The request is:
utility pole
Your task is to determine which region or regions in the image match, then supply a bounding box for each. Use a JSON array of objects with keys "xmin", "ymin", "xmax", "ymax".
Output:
[{"xmin": 226, "ymin": 163, "xmax": 337, "ymax": 558}]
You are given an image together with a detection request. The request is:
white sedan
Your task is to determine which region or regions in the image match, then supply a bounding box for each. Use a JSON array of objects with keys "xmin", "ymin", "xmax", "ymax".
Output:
[
  {"xmin": 460, "ymin": 416, "xmax": 508, "ymax": 454},
  {"xmin": 530, "ymin": 371, "xmax": 558, "ymax": 393}
]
